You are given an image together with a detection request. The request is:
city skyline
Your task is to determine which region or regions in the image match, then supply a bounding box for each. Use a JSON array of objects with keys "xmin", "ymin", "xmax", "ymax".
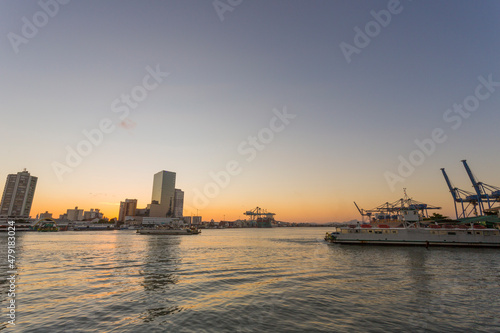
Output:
[
  {"xmin": 2, "ymin": 1, "xmax": 500, "ymax": 222},
  {"xmin": 3, "ymin": 161, "xmax": 499, "ymax": 223}
]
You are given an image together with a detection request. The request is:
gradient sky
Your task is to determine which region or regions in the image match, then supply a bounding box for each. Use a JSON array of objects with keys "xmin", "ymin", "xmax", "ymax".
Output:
[{"xmin": 1, "ymin": 0, "xmax": 499, "ymax": 222}]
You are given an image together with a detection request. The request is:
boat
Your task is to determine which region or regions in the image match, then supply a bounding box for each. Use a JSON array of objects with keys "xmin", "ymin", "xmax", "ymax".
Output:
[
  {"xmin": 325, "ymin": 190, "xmax": 500, "ymax": 247},
  {"xmin": 137, "ymin": 226, "xmax": 201, "ymax": 235},
  {"xmin": 73, "ymin": 224, "xmax": 117, "ymax": 231},
  {"xmin": 37, "ymin": 221, "xmax": 59, "ymax": 232},
  {"xmin": 119, "ymin": 225, "xmax": 140, "ymax": 230}
]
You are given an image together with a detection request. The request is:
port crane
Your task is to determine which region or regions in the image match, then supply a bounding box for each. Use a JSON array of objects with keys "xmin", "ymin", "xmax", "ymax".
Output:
[
  {"xmin": 441, "ymin": 160, "xmax": 500, "ymax": 219},
  {"xmin": 353, "ymin": 202, "xmax": 372, "ymax": 223},
  {"xmin": 354, "ymin": 190, "xmax": 440, "ymax": 222},
  {"xmin": 243, "ymin": 207, "xmax": 275, "ymax": 219},
  {"xmin": 461, "ymin": 160, "xmax": 500, "ymax": 214},
  {"xmin": 441, "ymin": 168, "xmax": 480, "ymax": 219}
]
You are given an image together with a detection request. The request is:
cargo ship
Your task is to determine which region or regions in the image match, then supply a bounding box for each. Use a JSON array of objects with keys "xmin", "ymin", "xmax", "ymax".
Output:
[
  {"xmin": 137, "ymin": 226, "xmax": 200, "ymax": 235},
  {"xmin": 325, "ymin": 190, "xmax": 500, "ymax": 247}
]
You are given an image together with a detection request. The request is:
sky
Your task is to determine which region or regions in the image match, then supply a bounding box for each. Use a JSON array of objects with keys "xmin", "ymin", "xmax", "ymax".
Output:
[{"xmin": 1, "ymin": 0, "xmax": 499, "ymax": 222}]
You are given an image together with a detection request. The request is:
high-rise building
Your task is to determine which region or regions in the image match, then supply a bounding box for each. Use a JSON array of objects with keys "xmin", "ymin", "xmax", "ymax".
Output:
[
  {"xmin": 0, "ymin": 169, "xmax": 38, "ymax": 218},
  {"xmin": 118, "ymin": 199, "xmax": 137, "ymax": 222},
  {"xmin": 149, "ymin": 171, "xmax": 176, "ymax": 217},
  {"xmin": 174, "ymin": 189, "xmax": 184, "ymax": 218}
]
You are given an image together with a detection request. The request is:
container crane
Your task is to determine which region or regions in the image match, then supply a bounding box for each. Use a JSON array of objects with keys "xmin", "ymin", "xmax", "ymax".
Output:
[
  {"xmin": 441, "ymin": 168, "xmax": 480, "ymax": 219},
  {"xmin": 354, "ymin": 190, "xmax": 440, "ymax": 224},
  {"xmin": 243, "ymin": 207, "xmax": 275, "ymax": 219},
  {"xmin": 354, "ymin": 201, "xmax": 371, "ymax": 223},
  {"xmin": 243, "ymin": 207, "xmax": 276, "ymax": 228},
  {"xmin": 371, "ymin": 194, "xmax": 440, "ymax": 218},
  {"xmin": 461, "ymin": 160, "xmax": 500, "ymax": 213},
  {"xmin": 461, "ymin": 160, "xmax": 486, "ymax": 214}
]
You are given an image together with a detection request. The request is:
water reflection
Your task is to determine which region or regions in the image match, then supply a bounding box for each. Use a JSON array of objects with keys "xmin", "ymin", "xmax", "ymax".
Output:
[
  {"xmin": 139, "ymin": 305, "xmax": 183, "ymax": 323},
  {"xmin": 136, "ymin": 235, "xmax": 185, "ymax": 327},
  {"xmin": 141, "ymin": 236, "xmax": 181, "ymax": 292},
  {"xmin": 141, "ymin": 272, "xmax": 179, "ymax": 292},
  {"xmin": 406, "ymin": 248, "xmax": 432, "ymax": 294}
]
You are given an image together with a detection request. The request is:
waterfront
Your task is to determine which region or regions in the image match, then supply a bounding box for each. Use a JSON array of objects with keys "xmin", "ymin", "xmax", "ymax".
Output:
[{"xmin": 1, "ymin": 228, "xmax": 499, "ymax": 332}]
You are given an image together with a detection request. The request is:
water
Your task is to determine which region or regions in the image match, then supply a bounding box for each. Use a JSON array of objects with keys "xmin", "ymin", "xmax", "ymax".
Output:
[{"xmin": 1, "ymin": 228, "xmax": 499, "ymax": 332}]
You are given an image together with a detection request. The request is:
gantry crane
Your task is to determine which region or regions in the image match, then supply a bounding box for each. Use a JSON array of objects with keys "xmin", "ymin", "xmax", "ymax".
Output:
[
  {"xmin": 354, "ymin": 189, "xmax": 440, "ymax": 222},
  {"xmin": 354, "ymin": 201, "xmax": 372, "ymax": 223},
  {"xmin": 243, "ymin": 207, "xmax": 275, "ymax": 219},
  {"xmin": 441, "ymin": 167, "xmax": 480, "ymax": 219},
  {"xmin": 462, "ymin": 160, "xmax": 500, "ymax": 214}
]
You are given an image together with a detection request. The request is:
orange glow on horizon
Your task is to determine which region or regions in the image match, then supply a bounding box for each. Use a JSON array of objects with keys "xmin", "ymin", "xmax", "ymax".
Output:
[{"xmin": 28, "ymin": 168, "xmax": 460, "ymax": 223}]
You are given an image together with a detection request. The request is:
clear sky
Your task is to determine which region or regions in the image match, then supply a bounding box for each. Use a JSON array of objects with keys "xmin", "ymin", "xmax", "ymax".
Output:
[{"xmin": 1, "ymin": 0, "xmax": 499, "ymax": 222}]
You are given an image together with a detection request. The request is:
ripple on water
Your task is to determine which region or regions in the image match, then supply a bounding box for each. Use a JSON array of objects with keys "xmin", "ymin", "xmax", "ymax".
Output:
[{"xmin": 1, "ymin": 229, "xmax": 499, "ymax": 332}]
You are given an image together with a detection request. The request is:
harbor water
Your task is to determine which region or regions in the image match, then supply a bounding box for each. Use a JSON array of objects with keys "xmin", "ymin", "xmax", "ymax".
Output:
[{"xmin": 1, "ymin": 228, "xmax": 499, "ymax": 332}]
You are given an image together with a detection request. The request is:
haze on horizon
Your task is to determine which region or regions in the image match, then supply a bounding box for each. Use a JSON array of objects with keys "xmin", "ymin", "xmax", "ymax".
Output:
[{"xmin": 1, "ymin": 0, "xmax": 499, "ymax": 222}]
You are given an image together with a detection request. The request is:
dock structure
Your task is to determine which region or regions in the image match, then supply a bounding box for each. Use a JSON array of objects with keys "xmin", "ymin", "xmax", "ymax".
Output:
[
  {"xmin": 243, "ymin": 207, "xmax": 276, "ymax": 228},
  {"xmin": 441, "ymin": 160, "xmax": 500, "ymax": 219},
  {"xmin": 354, "ymin": 189, "xmax": 441, "ymax": 226},
  {"xmin": 243, "ymin": 207, "xmax": 275, "ymax": 219}
]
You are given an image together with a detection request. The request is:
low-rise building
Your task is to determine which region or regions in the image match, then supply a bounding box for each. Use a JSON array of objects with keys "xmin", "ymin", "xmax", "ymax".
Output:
[
  {"xmin": 39, "ymin": 211, "xmax": 53, "ymax": 219},
  {"xmin": 67, "ymin": 207, "xmax": 84, "ymax": 221},
  {"xmin": 83, "ymin": 208, "xmax": 103, "ymax": 220}
]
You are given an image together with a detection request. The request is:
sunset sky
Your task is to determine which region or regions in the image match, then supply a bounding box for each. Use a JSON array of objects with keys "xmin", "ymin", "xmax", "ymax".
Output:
[{"xmin": 1, "ymin": 0, "xmax": 499, "ymax": 222}]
